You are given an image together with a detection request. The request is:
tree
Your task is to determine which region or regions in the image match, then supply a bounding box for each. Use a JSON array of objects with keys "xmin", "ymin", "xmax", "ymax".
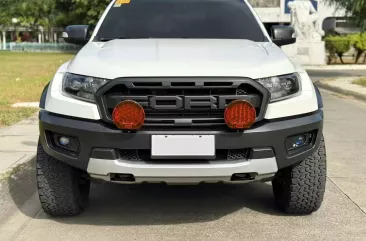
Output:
[
  {"xmin": 14, "ymin": 0, "xmax": 56, "ymax": 30},
  {"xmin": 73, "ymin": 0, "xmax": 110, "ymax": 25},
  {"xmin": 0, "ymin": 0, "xmax": 18, "ymax": 28},
  {"xmin": 326, "ymin": 0, "xmax": 366, "ymax": 30},
  {"xmin": 55, "ymin": 0, "xmax": 110, "ymax": 26},
  {"xmin": 0, "ymin": 0, "xmax": 110, "ymax": 43},
  {"xmin": 1, "ymin": 0, "xmax": 110, "ymax": 29}
]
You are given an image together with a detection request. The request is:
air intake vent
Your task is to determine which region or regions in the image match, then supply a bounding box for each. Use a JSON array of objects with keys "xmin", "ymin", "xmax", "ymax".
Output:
[
  {"xmin": 227, "ymin": 149, "xmax": 249, "ymax": 160},
  {"xmin": 120, "ymin": 150, "xmax": 140, "ymax": 161}
]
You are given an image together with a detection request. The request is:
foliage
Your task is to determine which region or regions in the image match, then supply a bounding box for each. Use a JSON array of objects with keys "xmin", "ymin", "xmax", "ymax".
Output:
[
  {"xmin": 0, "ymin": 0, "xmax": 57, "ymax": 31},
  {"xmin": 0, "ymin": 0, "xmax": 111, "ymax": 30},
  {"xmin": 0, "ymin": 0, "xmax": 18, "ymax": 28},
  {"xmin": 352, "ymin": 77, "xmax": 366, "ymax": 87},
  {"xmin": 325, "ymin": 35, "xmax": 351, "ymax": 64},
  {"xmin": 54, "ymin": 0, "xmax": 110, "ymax": 26},
  {"xmin": 326, "ymin": 0, "xmax": 366, "ymax": 30},
  {"xmin": 349, "ymin": 33, "xmax": 366, "ymax": 63},
  {"xmin": 18, "ymin": 0, "xmax": 57, "ymax": 30},
  {"xmin": 72, "ymin": 0, "xmax": 111, "ymax": 25},
  {"xmin": 325, "ymin": 34, "xmax": 366, "ymax": 64}
]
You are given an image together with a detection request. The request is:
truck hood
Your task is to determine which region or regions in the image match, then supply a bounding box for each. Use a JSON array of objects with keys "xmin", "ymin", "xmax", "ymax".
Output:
[{"xmin": 67, "ymin": 39, "xmax": 296, "ymax": 79}]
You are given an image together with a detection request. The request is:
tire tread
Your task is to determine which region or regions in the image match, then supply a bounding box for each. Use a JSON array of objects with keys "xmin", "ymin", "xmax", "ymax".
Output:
[
  {"xmin": 37, "ymin": 141, "xmax": 89, "ymax": 216},
  {"xmin": 273, "ymin": 137, "xmax": 327, "ymax": 214}
]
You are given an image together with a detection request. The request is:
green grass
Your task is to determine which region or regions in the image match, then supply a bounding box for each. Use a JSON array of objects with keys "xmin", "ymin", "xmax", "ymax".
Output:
[
  {"xmin": 0, "ymin": 52, "xmax": 74, "ymax": 127},
  {"xmin": 352, "ymin": 78, "xmax": 366, "ymax": 87}
]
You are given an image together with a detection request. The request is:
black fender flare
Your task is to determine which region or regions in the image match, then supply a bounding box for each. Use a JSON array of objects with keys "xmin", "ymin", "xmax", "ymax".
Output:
[
  {"xmin": 314, "ymin": 84, "xmax": 323, "ymax": 109},
  {"xmin": 39, "ymin": 82, "xmax": 50, "ymax": 109}
]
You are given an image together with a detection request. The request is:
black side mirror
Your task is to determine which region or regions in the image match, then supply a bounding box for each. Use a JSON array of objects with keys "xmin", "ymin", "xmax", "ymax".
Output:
[
  {"xmin": 271, "ymin": 25, "xmax": 296, "ymax": 46},
  {"xmin": 62, "ymin": 25, "xmax": 90, "ymax": 45}
]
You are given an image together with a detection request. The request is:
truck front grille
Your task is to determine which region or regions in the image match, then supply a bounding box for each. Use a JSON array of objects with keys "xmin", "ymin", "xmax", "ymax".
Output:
[{"xmin": 95, "ymin": 78, "xmax": 269, "ymax": 128}]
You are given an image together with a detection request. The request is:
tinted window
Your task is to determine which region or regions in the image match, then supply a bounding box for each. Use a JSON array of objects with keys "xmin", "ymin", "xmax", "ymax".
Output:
[{"xmin": 96, "ymin": 0, "xmax": 267, "ymax": 41}]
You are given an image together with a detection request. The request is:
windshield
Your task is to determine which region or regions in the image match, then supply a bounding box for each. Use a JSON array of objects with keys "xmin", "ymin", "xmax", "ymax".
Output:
[{"xmin": 95, "ymin": 0, "xmax": 267, "ymax": 42}]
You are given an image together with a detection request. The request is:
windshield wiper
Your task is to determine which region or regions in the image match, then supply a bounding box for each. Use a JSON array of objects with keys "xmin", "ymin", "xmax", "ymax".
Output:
[{"xmin": 98, "ymin": 36, "xmax": 129, "ymax": 42}]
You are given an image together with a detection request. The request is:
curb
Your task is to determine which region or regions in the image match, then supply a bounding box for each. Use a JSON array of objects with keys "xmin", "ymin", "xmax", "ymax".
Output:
[
  {"xmin": 11, "ymin": 102, "xmax": 39, "ymax": 108},
  {"xmin": 315, "ymin": 81, "xmax": 366, "ymax": 103},
  {"xmin": 305, "ymin": 65, "xmax": 366, "ymax": 71}
]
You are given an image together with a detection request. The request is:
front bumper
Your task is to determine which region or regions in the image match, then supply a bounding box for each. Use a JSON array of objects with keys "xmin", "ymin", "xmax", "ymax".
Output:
[
  {"xmin": 88, "ymin": 157, "xmax": 278, "ymax": 184},
  {"xmin": 39, "ymin": 110, "xmax": 323, "ymax": 183}
]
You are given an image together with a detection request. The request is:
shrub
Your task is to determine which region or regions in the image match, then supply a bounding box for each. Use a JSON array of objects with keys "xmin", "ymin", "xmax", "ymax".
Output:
[
  {"xmin": 349, "ymin": 33, "xmax": 366, "ymax": 63},
  {"xmin": 325, "ymin": 35, "xmax": 351, "ymax": 64}
]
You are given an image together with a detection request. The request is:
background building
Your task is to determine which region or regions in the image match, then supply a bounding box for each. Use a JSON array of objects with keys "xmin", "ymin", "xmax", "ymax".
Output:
[{"xmin": 249, "ymin": 0, "xmax": 348, "ymax": 33}]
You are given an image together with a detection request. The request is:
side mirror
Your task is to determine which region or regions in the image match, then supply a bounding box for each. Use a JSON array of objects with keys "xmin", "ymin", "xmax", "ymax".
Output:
[
  {"xmin": 271, "ymin": 25, "xmax": 296, "ymax": 46},
  {"xmin": 62, "ymin": 25, "xmax": 90, "ymax": 45}
]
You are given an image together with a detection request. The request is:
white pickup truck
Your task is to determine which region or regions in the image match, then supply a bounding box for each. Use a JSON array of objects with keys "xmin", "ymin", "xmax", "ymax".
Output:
[{"xmin": 37, "ymin": 0, "xmax": 326, "ymax": 216}]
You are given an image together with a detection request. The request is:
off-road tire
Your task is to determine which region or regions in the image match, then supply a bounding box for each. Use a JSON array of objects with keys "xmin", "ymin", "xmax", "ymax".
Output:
[
  {"xmin": 272, "ymin": 137, "xmax": 326, "ymax": 214},
  {"xmin": 36, "ymin": 141, "xmax": 90, "ymax": 216}
]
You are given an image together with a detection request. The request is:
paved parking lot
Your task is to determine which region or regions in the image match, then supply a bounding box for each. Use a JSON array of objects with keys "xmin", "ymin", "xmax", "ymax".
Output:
[{"xmin": 1, "ymin": 90, "xmax": 366, "ymax": 241}]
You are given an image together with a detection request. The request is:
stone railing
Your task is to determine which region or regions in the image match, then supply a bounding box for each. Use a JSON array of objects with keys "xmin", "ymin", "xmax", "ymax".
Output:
[{"xmin": 2, "ymin": 42, "xmax": 81, "ymax": 52}]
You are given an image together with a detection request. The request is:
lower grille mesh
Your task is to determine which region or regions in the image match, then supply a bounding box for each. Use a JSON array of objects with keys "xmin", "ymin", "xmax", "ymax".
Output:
[
  {"xmin": 119, "ymin": 149, "xmax": 249, "ymax": 162},
  {"xmin": 120, "ymin": 150, "xmax": 141, "ymax": 161},
  {"xmin": 227, "ymin": 149, "xmax": 249, "ymax": 160}
]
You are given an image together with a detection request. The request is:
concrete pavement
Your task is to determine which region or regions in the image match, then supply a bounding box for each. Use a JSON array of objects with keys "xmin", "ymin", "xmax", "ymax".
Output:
[
  {"xmin": 322, "ymin": 90, "xmax": 366, "ymax": 214},
  {"xmin": 0, "ymin": 90, "xmax": 366, "ymax": 240},
  {"xmin": 0, "ymin": 114, "xmax": 38, "ymax": 177}
]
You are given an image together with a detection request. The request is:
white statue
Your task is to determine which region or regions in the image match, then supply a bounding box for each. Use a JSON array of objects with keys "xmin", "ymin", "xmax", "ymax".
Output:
[{"xmin": 288, "ymin": 0, "xmax": 324, "ymax": 41}]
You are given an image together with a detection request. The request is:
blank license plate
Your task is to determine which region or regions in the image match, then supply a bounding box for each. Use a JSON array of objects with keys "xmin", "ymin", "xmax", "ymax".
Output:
[{"xmin": 151, "ymin": 135, "xmax": 215, "ymax": 159}]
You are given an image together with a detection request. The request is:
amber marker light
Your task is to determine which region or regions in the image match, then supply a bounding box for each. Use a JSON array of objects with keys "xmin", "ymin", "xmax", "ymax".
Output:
[
  {"xmin": 224, "ymin": 100, "xmax": 256, "ymax": 129},
  {"xmin": 112, "ymin": 100, "xmax": 145, "ymax": 130}
]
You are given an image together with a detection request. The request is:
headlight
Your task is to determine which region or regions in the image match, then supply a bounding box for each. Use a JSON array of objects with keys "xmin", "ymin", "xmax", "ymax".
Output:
[
  {"xmin": 257, "ymin": 73, "xmax": 301, "ymax": 102},
  {"xmin": 62, "ymin": 73, "xmax": 108, "ymax": 102}
]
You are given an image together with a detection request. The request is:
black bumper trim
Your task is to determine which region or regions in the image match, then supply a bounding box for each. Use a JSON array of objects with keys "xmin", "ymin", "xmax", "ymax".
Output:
[
  {"xmin": 91, "ymin": 148, "xmax": 118, "ymax": 160},
  {"xmin": 39, "ymin": 110, "xmax": 323, "ymax": 171},
  {"xmin": 249, "ymin": 148, "xmax": 275, "ymax": 160}
]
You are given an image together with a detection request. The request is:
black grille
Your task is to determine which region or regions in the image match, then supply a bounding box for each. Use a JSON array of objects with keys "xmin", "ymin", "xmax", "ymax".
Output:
[
  {"xmin": 105, "ymin": 85, "xmax": 239, "ymax": 96},
  {"xmin": 95, "ymin": 78, "xmax": 269, "ymax": 128},
  {"xmin": 119, "ymin": 149, "xmax": 249, "ymax": 162}
]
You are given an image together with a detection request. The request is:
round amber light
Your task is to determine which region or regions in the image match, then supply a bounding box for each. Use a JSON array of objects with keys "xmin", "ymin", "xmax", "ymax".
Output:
[
  {"xmin": 224, "ymin": 100, "xmax": 256, "ymax": 129},
  {"xmin": 112, "ymin": 100, "xmax": 145, "ymax": 130}
]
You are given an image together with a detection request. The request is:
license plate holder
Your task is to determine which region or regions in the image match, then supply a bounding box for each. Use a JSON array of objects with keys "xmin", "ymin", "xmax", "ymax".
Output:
[{"xmin": 151, "ymin": 135, "xmax": 215, "ymax": 159}]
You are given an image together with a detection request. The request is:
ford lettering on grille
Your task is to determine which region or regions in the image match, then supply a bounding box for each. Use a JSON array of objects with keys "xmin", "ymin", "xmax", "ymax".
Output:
[{"xmin": 119, "ymin": 96, "xmax": 260, "ymax": 110}]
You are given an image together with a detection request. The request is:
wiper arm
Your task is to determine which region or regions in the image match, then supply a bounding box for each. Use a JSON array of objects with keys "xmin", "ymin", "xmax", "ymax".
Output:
[{"xmin": 98, "ymin": 36, "xmax": 129, "ymax": 42}]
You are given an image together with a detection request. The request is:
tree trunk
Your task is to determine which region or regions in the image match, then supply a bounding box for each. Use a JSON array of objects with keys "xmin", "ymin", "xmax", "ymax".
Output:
[
  {"xmin": 355, "ymin": 51, "xmax": 363, "ymax": 64},
  {"xmin": 327, "ymin": 56, "xmax": 332, "ymax": 64},
  {"xmin": 337, "ymin": 53, "xmax": 344, "ymax": 64},
  {"xmin": 328, "ymin": 53, "xmax": 336, "ymax": 64}
]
